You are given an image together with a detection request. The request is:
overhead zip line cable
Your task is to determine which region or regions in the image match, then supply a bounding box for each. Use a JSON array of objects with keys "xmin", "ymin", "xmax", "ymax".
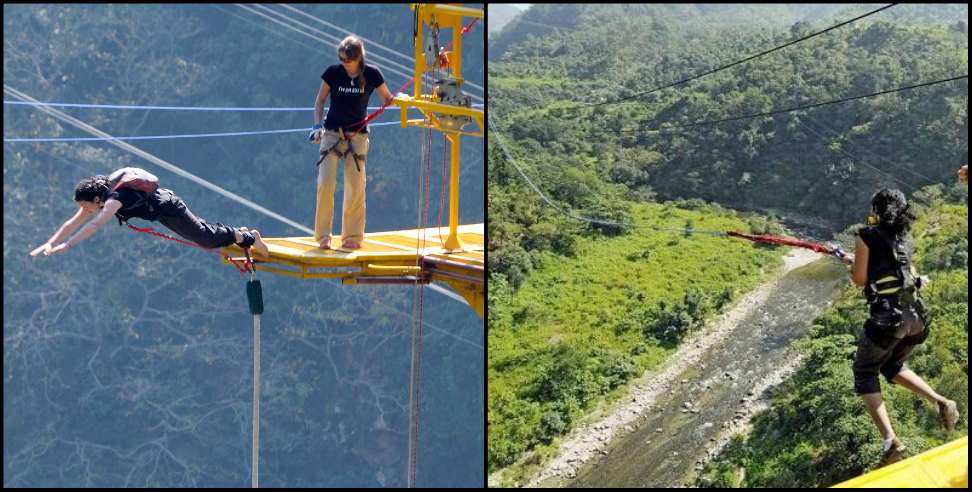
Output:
[
  {"xmin": 613, "ymin": 74, "xmax": 968, "ymax": 135},
  {"xmin": 488, "ymin": 110, "xmax": 630, "ymax": 229},
  {"xmin": 562, "ymin": 3, "xmax": 898, "ymax": 114},
  {"xmin": 796, "ymin": 117, "xmax": 917, "ymax": 191},
  {"xmin": 799, "ymin": 113, "xmax": 937, "ymax": 184}
]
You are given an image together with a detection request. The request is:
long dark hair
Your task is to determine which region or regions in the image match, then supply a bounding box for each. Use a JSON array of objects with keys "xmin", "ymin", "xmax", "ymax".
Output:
[
  {"xmin": 337, "ymin": 35, "xmax": 366, "ymax": 91},
  {"xmin": 74, "ymin": 175, "xmax": 111, "ymax": 202},
  {"xmin": 870, "ymin": 188, "xmax": 916, "ymax": 235}
]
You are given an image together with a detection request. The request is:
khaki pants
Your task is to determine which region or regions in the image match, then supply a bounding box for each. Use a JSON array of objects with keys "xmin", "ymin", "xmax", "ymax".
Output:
[{"xmin": 315, "ymin": 130, "xmax": 368, "ymax": 243}]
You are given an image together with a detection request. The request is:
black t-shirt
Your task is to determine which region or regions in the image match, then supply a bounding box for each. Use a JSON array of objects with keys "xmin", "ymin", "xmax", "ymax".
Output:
[
  {"xmin": 322, "ymin": 64, "xmax": 385, "ymax": 133},
  {"xmin": 106, "ymin": 187, "xmax": 167, "ymax": 222}
]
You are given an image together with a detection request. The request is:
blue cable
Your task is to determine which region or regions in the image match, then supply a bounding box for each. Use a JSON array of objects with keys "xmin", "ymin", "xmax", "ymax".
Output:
[
  {"xmin": 4, "ymin": 100, "xmax": 485, "ymax": 110},
  {"xmin": 4, "ymin": 121, "xmax": 402, "ymax": 142},
  {"xmin": 4, "ymin": 99, "xmax": 485, "ymax": 142}
]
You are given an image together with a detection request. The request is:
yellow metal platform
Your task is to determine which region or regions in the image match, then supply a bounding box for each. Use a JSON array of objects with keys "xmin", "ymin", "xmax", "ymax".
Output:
[
  {"xmin": 218, "ymin": 3, "xmax": 484, "ymax": 321},
  {"xmin": 222, "ymin": 223, "xmax": 484, "ymax": 317},
  {"xmin": 832, "ymin": 436, "xmax": 968, "ymax": 488}
]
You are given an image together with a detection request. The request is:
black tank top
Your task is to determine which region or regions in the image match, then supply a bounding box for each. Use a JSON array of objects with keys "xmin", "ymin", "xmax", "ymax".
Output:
[{"xmin": 859, "ymin": 225, "xmax": 913, "ymax": 288}]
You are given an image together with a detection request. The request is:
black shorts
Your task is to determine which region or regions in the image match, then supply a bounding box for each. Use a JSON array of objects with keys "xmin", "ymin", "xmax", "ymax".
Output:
[{"xmin": 852, "ymin": 306, "xmax": 927, "ymax": 395}]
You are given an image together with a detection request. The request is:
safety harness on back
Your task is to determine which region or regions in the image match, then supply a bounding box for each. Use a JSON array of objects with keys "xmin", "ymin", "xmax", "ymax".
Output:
[
  {"xmin": 863, "ymin": 227, "xmax": 930, "ymax": 345},
  {"xmin": 107, "ymin": 167, "xmax": 160, "ymax": 226},
  {"xmin": 106, "ymin": 167, "xmax": 256, "ymax": 250},
  {"xmin": 864, "ymin": 227, "xmax": 924, "ymax": 307}
]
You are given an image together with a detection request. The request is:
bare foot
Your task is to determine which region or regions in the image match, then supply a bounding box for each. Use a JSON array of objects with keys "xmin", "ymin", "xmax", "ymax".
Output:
[
  {"xmin": 251, "ymin": 230, "xmax": 269, "ymax": 257},
  {"xmin": 341, "ymin": 239, "xmax": 361, "ymax": 250},
  {"xmin": 318, "ymin": 236, "xmax": 332, "ymax": 249}
]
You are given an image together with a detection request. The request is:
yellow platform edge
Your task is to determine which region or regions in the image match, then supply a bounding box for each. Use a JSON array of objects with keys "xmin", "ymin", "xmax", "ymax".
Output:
[
  {"xmin": 832, "ymin": 436, "xmax": 968, "ymax": 488},
  {"xmin": 220, "ymin": 223, "xmax": 484, "ymax": 319}
]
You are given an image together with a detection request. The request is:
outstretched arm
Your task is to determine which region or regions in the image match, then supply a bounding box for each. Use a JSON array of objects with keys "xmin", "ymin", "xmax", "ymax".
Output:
[
  {"xmin": 41, "ymin": 200, "xmax": 122, "ymax": 256},
  {"xmin": 30, "ymin": 206, "xmax": 92, "ymax": 256}
]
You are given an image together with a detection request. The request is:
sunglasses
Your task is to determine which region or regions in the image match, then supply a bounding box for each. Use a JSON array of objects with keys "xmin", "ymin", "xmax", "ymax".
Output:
[{"xmin": 339, "ymin": 55, "xmax": 358, "ymax": 63}]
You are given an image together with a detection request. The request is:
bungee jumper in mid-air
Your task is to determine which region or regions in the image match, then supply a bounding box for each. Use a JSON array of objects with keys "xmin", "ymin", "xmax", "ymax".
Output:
[
  {"xmin": 836, "ymin": 188, "xmax": 961, "ymax": 467},
  {"xmin": 29, "ymin": 167, "xmax": 270, "ymax": 258}
]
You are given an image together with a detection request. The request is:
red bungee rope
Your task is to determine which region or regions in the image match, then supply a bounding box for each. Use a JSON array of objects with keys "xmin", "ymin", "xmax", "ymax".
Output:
[
  {"xmin": 125, "ymin": 223, "xmax": 253, "ymax": 275},
  {"xmin": 727, "ymin": 230, "xmax": 837, "ymax": 255}
]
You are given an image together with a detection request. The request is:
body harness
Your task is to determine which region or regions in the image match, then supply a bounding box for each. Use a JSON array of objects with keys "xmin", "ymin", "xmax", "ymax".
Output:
[
  {"xmin": 863, "ymin": 227, "xmax": 930, "ymax": 345},
  {"xmin": 315, "ymin": 128, "xmax": 367, "ymax": 172}
]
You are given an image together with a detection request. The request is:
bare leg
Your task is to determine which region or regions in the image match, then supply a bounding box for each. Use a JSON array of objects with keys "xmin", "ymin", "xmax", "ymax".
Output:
[
  {"xmin": 896, "ymin": 369, "xmax": 961, "ymax": 432},
  {"xmin": 861, "ymin": 393, "xmax": 896, "ymax": 440},
  {"xmin": 892, "ymin": 369, "xmax": 946, "ymax": 405}
]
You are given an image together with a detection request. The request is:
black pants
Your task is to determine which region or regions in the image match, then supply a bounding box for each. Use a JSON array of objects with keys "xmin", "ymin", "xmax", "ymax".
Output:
[{"xmin": 154, "ymin": 190, "xmax": 238, "ymax": 249}]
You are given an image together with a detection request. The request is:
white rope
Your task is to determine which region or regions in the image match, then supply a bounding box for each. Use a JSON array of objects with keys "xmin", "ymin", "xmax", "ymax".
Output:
[{"xmin": 252, "ymin": 314, "xmax": 262, "ymax": 488}]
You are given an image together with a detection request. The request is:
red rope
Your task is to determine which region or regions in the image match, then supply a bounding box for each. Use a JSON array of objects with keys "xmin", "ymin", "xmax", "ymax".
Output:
[
  {"xmin": 344, "ymin": 78, "xmax": 415, "ymax": 136},
  {"xmin": 460, "ymin": 17, "xmax": 479, "ymax": 35},
  {"xmin": 378, "ymin": 18, "xmax": 481, "ymax": 483},
  {"xmin": 727, "ymin": 230, "xmax": 835, "ymax": 255},
  {"xmin": 125, "ymin": 223, "xmax": 253, "ymax": 275}
]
